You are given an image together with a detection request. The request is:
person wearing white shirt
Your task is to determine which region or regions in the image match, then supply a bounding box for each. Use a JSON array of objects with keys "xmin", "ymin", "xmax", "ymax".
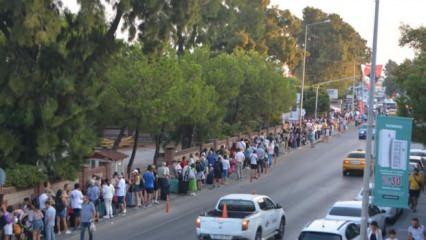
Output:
[
  {"xmin": 102, "ymin": 179, "xmax": 115, "ymax": 219},
  {"xmin": 367, "ymin": 221, "xmax": 383, "ymax": 240},
  {"xmin": 117, "ymin": 175, "xmax": 127, "ymax": 214},
  {"xmin": 221, "ymin": 156, "xmax": 230, "ymax": 184},
  {"xmin": 69, "ymin": 183, "xmax": 83, "ymax": 230},
  {"xmin": 38, "ymin": 192, "xmax": 49, "ymax": 210},
  {"xmin": 408, "ymin": 218, "xmax": 426, "ymax": 240},
  {"xmin": 234, "ymin": 149, "xmax": 245, "ymax": 180}
]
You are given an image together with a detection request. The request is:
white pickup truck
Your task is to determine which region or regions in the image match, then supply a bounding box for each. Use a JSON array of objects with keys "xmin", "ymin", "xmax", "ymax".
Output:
[{"xmin": 196, "ymin": 194, "xmax": 286, "ymax": 240}]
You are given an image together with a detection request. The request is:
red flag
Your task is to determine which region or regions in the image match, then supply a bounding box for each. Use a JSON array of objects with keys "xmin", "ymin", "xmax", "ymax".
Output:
[{"xmin": 361, "ymin": 64, "xmax": 383, "ymax": 78}]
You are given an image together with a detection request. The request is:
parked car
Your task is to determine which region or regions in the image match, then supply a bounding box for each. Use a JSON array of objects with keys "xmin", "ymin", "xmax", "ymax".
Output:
[
  {"xmin": 325, "ymin": 201, "xmax": 387, "ymax": 236},
  {"xmin": 410, "ymin": 149, "xmax": 426, "ymax": 159},
  {"xmin": 196, "ymin": 194, "xmax": 286, "ymax": 240},
  {"xmin": 354, "ymin": 183, "xmax": 402, "ymax": 224},
  {"xmin": 410, "ymin": 149, "xmax": 426, "ymax": 166},
  {"xmin": 299, "ymin": 219, "xmax": 360, "ymax": 240},
  {"xmin": 409, "ymin": 156, "xmax": 425, "ymax": 171},
  {"xmin": 358, "ymin": 125, "xmax": 375, "ymax": 140}
]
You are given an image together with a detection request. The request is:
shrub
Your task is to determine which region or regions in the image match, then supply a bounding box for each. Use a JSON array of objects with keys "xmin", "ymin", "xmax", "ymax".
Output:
[{"xmin": 5, "ymin": 164, "xmax": 47, "ymax": 189}]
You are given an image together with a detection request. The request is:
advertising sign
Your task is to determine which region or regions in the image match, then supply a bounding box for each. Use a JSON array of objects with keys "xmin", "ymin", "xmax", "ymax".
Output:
[
  {"xmin": 326, "ymin": 89, "xmax": 338, "ymax": 100},
  {"xmin": 373, "ymin": 116, "xmax": 412, "ymax": 208}
]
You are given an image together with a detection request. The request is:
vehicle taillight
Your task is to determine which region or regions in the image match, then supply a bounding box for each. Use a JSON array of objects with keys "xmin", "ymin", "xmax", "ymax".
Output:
[
  {"xmin": 196, "ymin": 217, "xmax": 201, "ymax": 228},
  {"xmin": 242, "ymin": 219, "xmax": 249, "ymax": 231},
  {"xmin": 361, "ymin": 160, "xmax": 365, "ymax": 165}
]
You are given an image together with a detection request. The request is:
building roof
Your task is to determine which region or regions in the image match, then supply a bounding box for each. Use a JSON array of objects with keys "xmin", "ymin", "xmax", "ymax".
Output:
[{"xmin": 91, "ymin": 150, "xmax": 128, "ymax": 161}]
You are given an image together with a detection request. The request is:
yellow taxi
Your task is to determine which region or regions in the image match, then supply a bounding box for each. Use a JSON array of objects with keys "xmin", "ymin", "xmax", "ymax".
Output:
[{"xmin": 343, "ymin": 149, "xmax": 366, "ymax": 176}]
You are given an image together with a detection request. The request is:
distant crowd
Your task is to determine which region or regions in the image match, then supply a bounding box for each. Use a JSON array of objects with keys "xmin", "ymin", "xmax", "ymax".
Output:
[{"xmin": 0, "ymin": 110, "xmax": 358, "ymax": 240}]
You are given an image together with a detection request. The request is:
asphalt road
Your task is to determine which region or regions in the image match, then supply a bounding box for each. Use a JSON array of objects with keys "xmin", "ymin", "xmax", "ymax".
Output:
[{"xmin": 65, "ymin": 128, "xmax": 366, "ymax": 240}]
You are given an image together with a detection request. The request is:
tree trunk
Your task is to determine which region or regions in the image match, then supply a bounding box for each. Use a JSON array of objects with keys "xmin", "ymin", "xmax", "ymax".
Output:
[
  {"xmin": 177, "ymin": 25, "xmax": 185, "ymax": 55},
  {"xmin": 126, "ymin": 126, "xmax": 139, "ymax": 177},
  {"xmin": 180, "ymin": 124, "xmax": 194, "ymax": 149},
  {"xmin": 153, "ymin": 134, "xmax": 161, "ymax": 167},
  {"xmin": 112, "ymin": 126, "xmax": 126, "ymax": 150}
]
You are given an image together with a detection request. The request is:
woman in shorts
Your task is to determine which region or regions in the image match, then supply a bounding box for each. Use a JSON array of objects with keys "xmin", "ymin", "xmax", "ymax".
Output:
[{"xmin": 29, "ymin": 204, "xmax": 44, "ymax": 240}]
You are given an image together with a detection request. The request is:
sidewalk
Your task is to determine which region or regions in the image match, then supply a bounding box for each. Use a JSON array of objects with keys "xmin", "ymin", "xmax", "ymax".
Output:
[{"xmin": 393, "ymin": 191, "xmax": 426, "ymax": 239}]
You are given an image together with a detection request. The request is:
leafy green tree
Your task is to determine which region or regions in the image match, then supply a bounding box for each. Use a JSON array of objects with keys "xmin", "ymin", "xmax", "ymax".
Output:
[
  {"xmin": 302, "ymin": 88, "xmax": 330, "ymax": 117},
  {"xmin": 383, "ymin": 60, "xmax": 399, "ymax": 97},
  {"xmin": 296, "ymin": 7, "xmax": 369, "ymax": 92},
  {"xmin": 394, "ymin": 25, "xmax": 426, "ymax": 144},
  {"xmin": 0, "ymin": 0, "xmax": 123, "ymax": 177}
]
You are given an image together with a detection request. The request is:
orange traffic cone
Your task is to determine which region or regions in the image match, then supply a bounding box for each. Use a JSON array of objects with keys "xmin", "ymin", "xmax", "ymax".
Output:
[
  {"xmin": 165, "ymin": 195, "xmax": 170, "ymax": 213},
  {"xmin": 222, "ymin": 203, "xmax": 228, "ymax": 218}
]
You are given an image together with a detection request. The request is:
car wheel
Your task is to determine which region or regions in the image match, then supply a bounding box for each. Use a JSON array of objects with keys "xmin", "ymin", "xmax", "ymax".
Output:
[
  {"xmin": 255, "ymin": 228, "xmax": 262, "ymax": 240},
  {"xmin": 275, "ymin": 218, "xmax": 285, "ymax": 239}
]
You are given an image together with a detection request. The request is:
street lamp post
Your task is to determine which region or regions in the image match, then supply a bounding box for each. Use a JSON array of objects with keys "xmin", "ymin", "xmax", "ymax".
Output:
[
  {"xmin": 360, "ymin": 0, "xmax": 380, "ymax": 239},
  {"xmin": 314, "ymin": 85, "xmax": 320, "ymax": 120},
  {"xmin": 299, "ymin": 20, "xmax": 331, "ymax": 124}
]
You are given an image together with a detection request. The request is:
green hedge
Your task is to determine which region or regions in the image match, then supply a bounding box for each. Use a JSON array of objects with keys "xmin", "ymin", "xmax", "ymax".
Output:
[{"xmin": 5, "ymin": 164, "xmax": 47, "ymax": 189}]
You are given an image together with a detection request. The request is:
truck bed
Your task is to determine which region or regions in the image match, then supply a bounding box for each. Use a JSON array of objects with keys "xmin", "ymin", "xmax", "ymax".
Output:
[{"xmin": 205, "ymin": 209, "xmax": 254, "ymax": 219}]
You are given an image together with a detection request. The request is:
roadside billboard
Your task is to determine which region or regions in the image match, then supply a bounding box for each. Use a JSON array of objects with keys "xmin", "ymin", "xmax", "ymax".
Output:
[{"xmin": 373, "ymin": 116, "xmax": 413, "ymax": 208}]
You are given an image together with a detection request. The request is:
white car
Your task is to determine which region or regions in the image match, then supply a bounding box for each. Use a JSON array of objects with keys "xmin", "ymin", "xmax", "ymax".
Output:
[
  {"xmin": 299, "ymin": 219, "xmax": 360, "ymax": 240},
  {"xmin": 325, "ymin": 201, "xmax": 387, "ymax": 235},
  {"xmin": 410, "ymin": 149, "xmax": 426, "ymax": 161},
  {"xmin": 196, "ymin": 194, "xmax": 286, "ymax": 240},
  {"xmin": 354, "ymin": 183, "xmax": 402, "ymax": 224},
  {"xmin": 409, "ymin": 156, "xmax": 425, "ymax": 170}
]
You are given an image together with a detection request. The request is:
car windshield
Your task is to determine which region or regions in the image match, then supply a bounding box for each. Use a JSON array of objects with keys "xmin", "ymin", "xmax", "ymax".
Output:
[
  {"xmin": 217, "ymin": 199, "xmax": 256, "ymax": 212},
  {"xmin": 299, "ymin": 232, "xmax": 342, "ymax": 240},
  {"xmin": 348, "ymin": 153, "xmax": 365, "ymax": 158},
  {"xmin": 329, "ymin": 207, "xmax": 361, "ymax": 217}
]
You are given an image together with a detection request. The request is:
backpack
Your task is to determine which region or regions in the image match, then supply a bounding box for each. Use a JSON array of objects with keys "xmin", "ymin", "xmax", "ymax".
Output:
[{"xmin": 213, "ymin": 161, "xmax": 222, "ymax": 172}]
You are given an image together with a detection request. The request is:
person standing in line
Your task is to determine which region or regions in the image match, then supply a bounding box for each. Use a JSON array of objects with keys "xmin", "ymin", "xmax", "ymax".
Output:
[
  {"xmin": 408, "ymin": 217, "xmax": 426, "ymax": 240},
  {"xmin": 157, "ymin": 162, "xmax": 171, "ymax": 201},
  {"xmin": 2, "ymin": 206, "xmax": 13, "ymax": 240},
  {"xmin": 249, "ymin": 150, "xmax": 258, "ymax": 183},
  {"xmin": 80, "ymin": 196, "xmax": 96, "ymax": 240},
  {"xmin": 221, "ymin": 156, "xmax": 230, "ymax": 184},
  {"xmin": 44, "ymin": 200, "xmax": 56, "ymax": 240},
  {"xmin": 101, "ymin": 179, "xmax": 114, "ymax": 219},
  {"xmin": 143, "ymin": 165, "xmax": 156, "ymax": 206},
  {"xmin": 87, "ymin": 181, "xmax": 100, "ymax": 222},
  {"xmin": 117, "ymin": 175, "xmax": 127, "ymax": 215},
  {"xmin": 213, "ymin": 156, "xmax": 223, "ymax": 188},
  {"xmin": 55, "ymin": 189, "xmax": 71, "ymax": 234},
  {"xmin": 234, "ymin": 148, "xmax": 245, "ymax": 180},
  {"xmin": 70, "ymin": 183, "xmax": 83, "ymax": 230},
  {"xmin": 267, "ymin": 142, "xmax": 274, "ymax": 167},
  {"xmin": 28, "ymin": 204, "xmax": 44, "ymax": 240}
]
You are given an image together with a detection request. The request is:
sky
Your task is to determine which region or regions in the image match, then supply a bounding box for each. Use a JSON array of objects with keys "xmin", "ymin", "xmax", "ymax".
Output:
[{"xmin": 270, "ymin": 0, "xmax": 426, "ymax": 64}]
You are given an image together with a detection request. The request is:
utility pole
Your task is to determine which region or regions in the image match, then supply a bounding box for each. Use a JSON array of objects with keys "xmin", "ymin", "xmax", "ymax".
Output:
[
  {"xmin": 299, "ymin": 20, "xmax": 331, "ymax": 125},
  {"xmin": 360, "ymin": 0, "xmax": 380, "ymax": 239},
  {"xmin": 353, "ymin": 61, "xmax": 356, "ymax": 112},
  {"xmin": 299, "ymin": 25, "xmax": 308, "ymax": 126},
  {"xmin": 314, "ymin": 85, "xmax": 320, "ymax": 120}
]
